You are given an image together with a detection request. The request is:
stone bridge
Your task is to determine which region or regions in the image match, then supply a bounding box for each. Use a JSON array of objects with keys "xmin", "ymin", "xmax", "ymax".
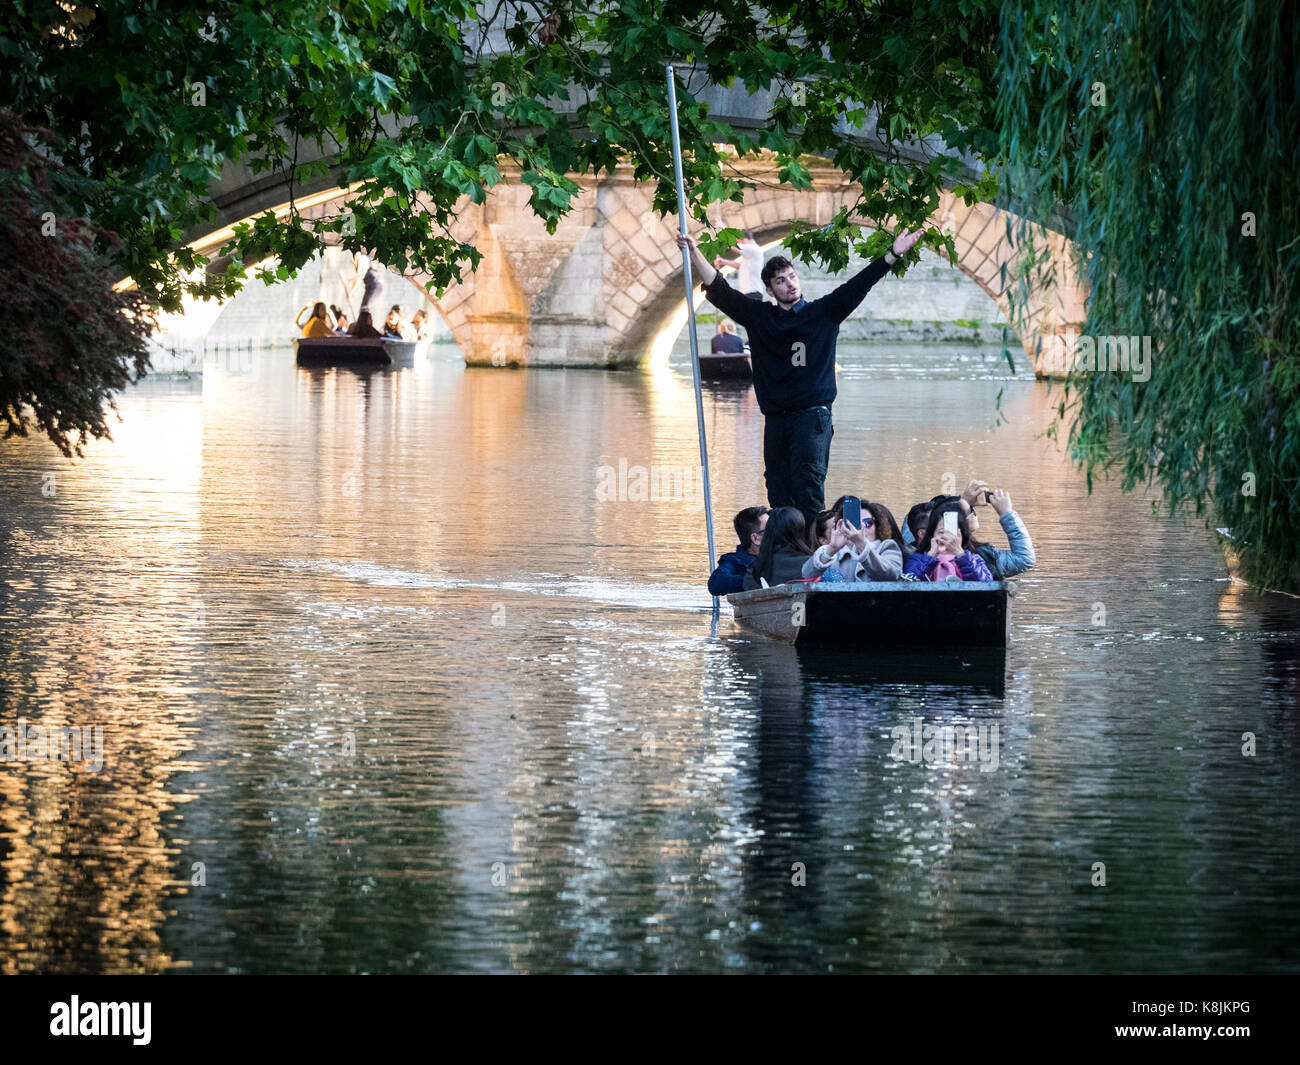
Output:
[{"xmin": 177, "ymin": 70, "xmax": 1085, "ymax": 375}]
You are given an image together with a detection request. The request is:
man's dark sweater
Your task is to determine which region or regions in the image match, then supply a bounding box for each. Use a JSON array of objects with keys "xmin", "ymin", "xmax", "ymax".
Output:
[{"xmin": 702, "ymin": 256, "xmax": 892, "ymax": 414}]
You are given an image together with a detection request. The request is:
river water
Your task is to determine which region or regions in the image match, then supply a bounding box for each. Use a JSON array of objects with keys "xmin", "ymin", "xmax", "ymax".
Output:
[{"xmin": 1, "ymin": 339, "xmax": 1297, "ymax": 974}]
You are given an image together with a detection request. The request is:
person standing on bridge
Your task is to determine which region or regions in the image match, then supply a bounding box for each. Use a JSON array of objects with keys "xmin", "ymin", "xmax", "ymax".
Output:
[
  {"xmin": 345, "ymin": 251, "xmax": 384, "ymax": 317},
  {"xmin": 675, "ymin": 226, "xmax": 922, "ymax": 528},
  {"xmin": 713, "ymin": 229, "xmax": 766, "ymax": 300}
]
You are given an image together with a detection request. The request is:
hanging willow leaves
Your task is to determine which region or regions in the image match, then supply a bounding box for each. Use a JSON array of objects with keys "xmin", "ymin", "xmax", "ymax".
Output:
[{"xmin": 996, "ymin": 0, "xmax": 1300, "ymax": 591}]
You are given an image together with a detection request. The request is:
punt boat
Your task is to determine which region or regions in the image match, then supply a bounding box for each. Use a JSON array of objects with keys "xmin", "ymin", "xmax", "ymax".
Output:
[
  {"xmin": 727, "ymin": 580, "xmax": 1015, "ymax": 647},
  {"xmin": 698, "ymin": 350, "xmax": 752, "ymax": 380},
  {"xmin": 294, "ymin": 337, "xmax": 430, "ymax": 367}
]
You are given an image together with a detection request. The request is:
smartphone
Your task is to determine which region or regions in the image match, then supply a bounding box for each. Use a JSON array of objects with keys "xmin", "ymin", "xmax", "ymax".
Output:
[
  {"xmin": 842, "ymin": 497, "xmax": 862, "ymax": 528},
  {"xmin": 942, "ymin": 510, "xmax": 960, "ymax": 536}
]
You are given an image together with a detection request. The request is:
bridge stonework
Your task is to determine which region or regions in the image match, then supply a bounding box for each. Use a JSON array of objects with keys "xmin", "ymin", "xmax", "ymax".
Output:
[{"xmin": 287, "ymin": 154, "xmax": 1085, "ymax": 375}]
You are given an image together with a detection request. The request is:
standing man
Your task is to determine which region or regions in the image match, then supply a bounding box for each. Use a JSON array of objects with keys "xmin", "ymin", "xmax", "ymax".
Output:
[
  {"xmin": 713, "ymin": 229, "xmax": 766, "ymax": 300},
  {"xmin": 676, "ymin": 226, "xmax": 922, "ymax": 527},
  {"xmin": 345, "ymin": 251, "xmax": 384, "ymax": 317}
]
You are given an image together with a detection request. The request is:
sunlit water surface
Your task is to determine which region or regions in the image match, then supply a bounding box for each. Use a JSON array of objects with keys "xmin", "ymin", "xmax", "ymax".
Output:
[{"xmin": 0, "ymin": 339, "xmax": 1297, "ymax": 973}]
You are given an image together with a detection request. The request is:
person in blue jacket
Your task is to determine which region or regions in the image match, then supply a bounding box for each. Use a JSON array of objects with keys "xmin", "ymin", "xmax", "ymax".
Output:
[
  {"xmin": 708, "ymin": 506, "xmax": 769, "ymax": 596},
  {"xmin": 972, "ymin": 487, "xmax": 1036, "ymax": 578}
]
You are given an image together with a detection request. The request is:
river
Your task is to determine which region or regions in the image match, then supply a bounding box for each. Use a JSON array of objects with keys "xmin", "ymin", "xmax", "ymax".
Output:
[{"xmin": 0, "ymin": 338, "xmax": 1296, "ymax": 973}]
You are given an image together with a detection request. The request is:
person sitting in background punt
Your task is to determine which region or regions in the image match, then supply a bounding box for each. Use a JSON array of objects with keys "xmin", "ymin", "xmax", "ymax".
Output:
[
  {"xmin": 348, "ymin": 309, "xmax": 382, "ymax": 338},
  {"xmin": 411, "ymin": 309, "xmax": 432, "ymax": 341},
  {"xmin": 904, "ymin": 501, "xmax": 994, "ymax": 582},
  {"xmin": 742, "ymin": 507, "xmax": 816, "ymax": 590},
  {"xmin": 711, "ymin": 320, "xmax": 748, "ymax": 355},
  {"xmin": 331, "ymin": 306, "xmax": 350, "ymax": 334},
  {"xmin": 708, "ymin": 506, "xmax": 769, "ymax": 596},
  {"xmin": 295, "ymin": 301, "xmax": 336, "ymax": 338},
  {"xmin": 383, "ymin": 305, "xmax": 414, "ymax": 340}
]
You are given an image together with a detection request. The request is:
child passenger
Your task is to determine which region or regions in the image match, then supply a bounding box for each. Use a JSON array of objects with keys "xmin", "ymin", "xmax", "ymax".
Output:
[{"xmin": 904, "ymin": 501, "xmax": 994, "ymax": 582}]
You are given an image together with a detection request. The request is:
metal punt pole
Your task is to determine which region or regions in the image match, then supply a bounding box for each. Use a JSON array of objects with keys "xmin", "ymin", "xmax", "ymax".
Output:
[{"xmin": 666, "ymin": 63, "xmax": 718, "ymax": 608}]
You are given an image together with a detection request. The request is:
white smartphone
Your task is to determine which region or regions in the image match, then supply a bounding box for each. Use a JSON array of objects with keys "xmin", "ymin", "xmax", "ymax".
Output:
[{"xmin": 942, "ymin": 511, "xmax": 959, "ymax": 536}]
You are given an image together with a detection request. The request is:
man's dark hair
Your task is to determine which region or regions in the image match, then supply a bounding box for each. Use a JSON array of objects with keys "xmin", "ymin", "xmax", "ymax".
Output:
[
  {"xmin": 734, "ymin": 505, "xmax": 769, "ymax": 547},
  {"xmin": 906, "ymin": 502, "xmax": 934, "ymax": 540},
  {"xmin": 761, "ymin": 255, "xmax": 795, "ymax": 290},
  {"xmin": 742, "ymin": 228, "xmax": 756, "ymax": 241}
]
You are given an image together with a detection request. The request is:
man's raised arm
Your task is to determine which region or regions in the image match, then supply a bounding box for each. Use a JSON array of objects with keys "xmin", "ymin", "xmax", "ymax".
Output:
[
  {"xmin": 673, "ymin": 232, "xmax": 758, "ymax": 326},
  {"xmin": 819, "ymin": 228, "xmax": 924, "ymax": 323}
]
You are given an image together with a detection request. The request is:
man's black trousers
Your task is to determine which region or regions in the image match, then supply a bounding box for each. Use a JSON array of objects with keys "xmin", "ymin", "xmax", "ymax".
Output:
[{"xmin": 762, "ymin": 404, "xmax": 833, "ymax": 529}]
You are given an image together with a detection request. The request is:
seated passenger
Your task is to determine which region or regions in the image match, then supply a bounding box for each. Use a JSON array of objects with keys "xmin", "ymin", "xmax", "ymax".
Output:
[
  {"xmin": 971, "ymin": 487, "xmax": 1036, "ymax": 578},
  {"xmin": 902, "ymin": 480, "xmax": 985, "ymax": 549},
  {"xmin": 348, "ymin": 309, "xmax": 382, "ymax": 338},
  {"xmin": 331, "ymin": 306, "xmax": 350, "ymax": 334},
  {"xmin": 296, "ymin": 301, "xmax": 336, "ymax": 338},
  {"xmin": 711, "ymin": 320, "xmax": 747, "ymax": 355},
  {"xmin": 742, "ymin": 507, "xmax": 816, "ymax": 590},
  {"xmin": 904, "ymin": 501, "xmax": 994, "ymax": 582},
  {"xmin": 383, "ymin": 305, "xmax": 414, "ymax": 340},
  {"xmin": 708, "ymin": 506, "xmax": 769, "ymax": 596},
  {"xmin": 804, "ymin": 496, "xmax": 903, "ymax": 581},
  {"xmin": 410, "ymin": 309, "xmax": 432, "ymax": 340}
]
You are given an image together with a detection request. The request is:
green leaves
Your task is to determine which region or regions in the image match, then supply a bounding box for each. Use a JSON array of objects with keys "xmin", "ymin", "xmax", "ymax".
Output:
[{"xmin": 997, "ymin": 0, "xmax": 1300, "ymax": 588}]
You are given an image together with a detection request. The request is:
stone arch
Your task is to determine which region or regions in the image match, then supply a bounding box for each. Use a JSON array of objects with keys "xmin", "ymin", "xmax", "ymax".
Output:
[
  {"xmin": 177, "ymin": 160, "xmax": 1085, "ymax": 376},
  {"xmin": 625, "ymin": 184, "xmax": 1085, "ymax": 374}
]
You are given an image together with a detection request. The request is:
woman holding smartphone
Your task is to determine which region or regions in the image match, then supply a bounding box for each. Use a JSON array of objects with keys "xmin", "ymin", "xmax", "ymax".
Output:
[
  {"xmin": 802, "ymin": 497, "xmax": 903, "ymax": 581},
  {"xmin": 903, "ymin": 501, "xmax": 994, "ymax": 582}
]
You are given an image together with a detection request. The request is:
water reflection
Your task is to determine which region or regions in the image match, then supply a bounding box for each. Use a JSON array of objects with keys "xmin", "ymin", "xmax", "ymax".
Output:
[{"xmin": 0, "ymin": 340, "xmax": 1297, "ymax": 973}]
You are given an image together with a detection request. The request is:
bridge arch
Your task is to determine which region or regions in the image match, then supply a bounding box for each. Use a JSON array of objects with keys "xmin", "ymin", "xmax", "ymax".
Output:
[{"xmin": 176, "ymin": 155, "xmax": 1085, "ymax": 376}]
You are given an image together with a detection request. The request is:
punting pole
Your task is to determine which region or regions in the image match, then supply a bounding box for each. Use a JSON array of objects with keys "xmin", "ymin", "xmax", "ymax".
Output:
[{"xmin": 666, "ymin": 62, "xmax": 718, "ymax": 609}]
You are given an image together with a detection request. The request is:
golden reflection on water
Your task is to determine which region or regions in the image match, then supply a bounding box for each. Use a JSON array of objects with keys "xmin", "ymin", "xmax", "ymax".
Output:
[{"xmin": 0, "ymin": 381, "xmax": 204, "ymax": 973}]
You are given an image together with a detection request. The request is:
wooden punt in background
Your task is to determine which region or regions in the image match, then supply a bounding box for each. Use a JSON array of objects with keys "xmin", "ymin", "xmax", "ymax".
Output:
[
  {"xmin": 698, "ymin": 351, "xmax": 752, "ymax": 380},
  {"xmin": 293, "ymin": 337, "xmax": 429, "ymax": 366},
  {"xmin": 727, "ymin": 581, "xmax": 1015, "ymax": 647}
]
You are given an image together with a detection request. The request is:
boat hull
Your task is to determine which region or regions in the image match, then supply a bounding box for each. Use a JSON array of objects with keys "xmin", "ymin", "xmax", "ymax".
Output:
[
  {"xmin": 698, "ymin": 352, "xmax": 752, "ymax": 380},
  {"xmin": 294, "ymin": 336, "xmax": 427, "ymax": 366},
  {"xmin": 727, "ymin": 581, "xmax": 1015, "ymax": 647},
  {"xmin": 294, "ymin": 337, "xmax": 391, "ymax": 366}
]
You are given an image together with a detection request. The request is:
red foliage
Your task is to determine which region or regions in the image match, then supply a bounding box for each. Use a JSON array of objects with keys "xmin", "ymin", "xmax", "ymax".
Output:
[{"xmin": 0, "ymin": 110, "xmax": 156, "ymax": 457}]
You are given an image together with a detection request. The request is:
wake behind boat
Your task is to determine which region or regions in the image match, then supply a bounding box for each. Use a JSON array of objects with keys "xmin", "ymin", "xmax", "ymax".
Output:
[{"xmin": 727, "ymin": 580, "xmax": 1015, "ymax": 647}]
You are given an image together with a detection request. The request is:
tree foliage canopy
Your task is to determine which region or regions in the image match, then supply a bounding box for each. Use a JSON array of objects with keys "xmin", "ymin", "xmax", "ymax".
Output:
[
  {"xmin": 998, "ymin": 1, "xmax": 1300, "ymax": 590},
  {"xmin": 1, "ymin": 0, "xmax": 998, "ymax": 310}
]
